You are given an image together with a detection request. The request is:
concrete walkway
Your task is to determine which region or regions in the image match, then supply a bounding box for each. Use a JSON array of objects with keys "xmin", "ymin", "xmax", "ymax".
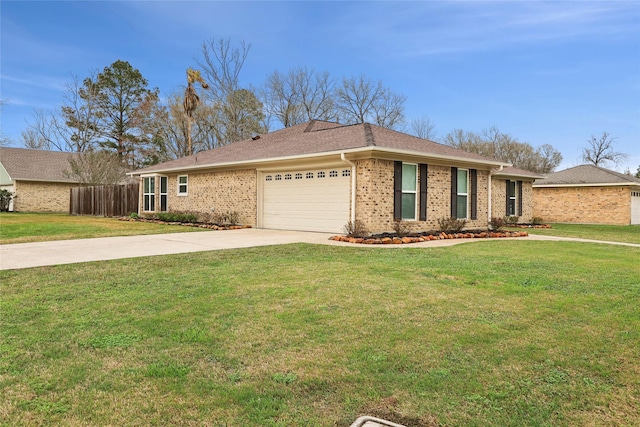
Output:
[{"xmin": 1, "ymin": 229, "xmax": 638, "ymax": 270}]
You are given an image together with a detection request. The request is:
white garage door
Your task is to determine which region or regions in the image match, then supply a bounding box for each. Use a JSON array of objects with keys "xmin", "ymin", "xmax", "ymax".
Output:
[
  {"xmin": 262, "ymin": 167, "xmax": 351, "ymax": 233},
  {"xmin": 632, "ymin": 190, "xmax": 640, "ymax": 225}
]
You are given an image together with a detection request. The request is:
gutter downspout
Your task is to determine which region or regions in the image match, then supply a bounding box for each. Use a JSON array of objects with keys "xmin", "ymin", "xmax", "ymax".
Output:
[
  {"xmin": 488, "ymin": 165, "xmax": 504, "ymax": 222},
  {"xmin": 341, "ymin": 153, "xmax": 357, "ymax": 223}
]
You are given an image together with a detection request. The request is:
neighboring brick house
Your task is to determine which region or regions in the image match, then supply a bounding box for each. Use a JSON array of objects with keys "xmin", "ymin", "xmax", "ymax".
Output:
[
  {"xmin": 0, "ymin": 147, "xmax": 81, "ymax": 212},
  {"xmin": 130, "ymin": 120, "xmax": 538, "ymax": 234},
  {"xmin": 533, "ymin": 164, "xmax": 640, "ymax": 225},
  {"xmin": 491, "ymin": 167, "xmax": 543, "ymax": 223}
]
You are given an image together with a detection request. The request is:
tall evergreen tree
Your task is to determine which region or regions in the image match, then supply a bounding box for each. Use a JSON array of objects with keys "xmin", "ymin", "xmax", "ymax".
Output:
[{"xmin": 90, "ymin": 60, "xmax": 160, "ymax": 167}]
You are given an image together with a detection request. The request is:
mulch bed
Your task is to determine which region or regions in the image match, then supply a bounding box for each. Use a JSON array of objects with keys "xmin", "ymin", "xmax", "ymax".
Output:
[
  {"xmin": 330, "ymin": 230, "xmax": 530, "ymax": 245},
  {"xmin": 119, "ymin": 217, "xmax": 251, "ymax": 230}
]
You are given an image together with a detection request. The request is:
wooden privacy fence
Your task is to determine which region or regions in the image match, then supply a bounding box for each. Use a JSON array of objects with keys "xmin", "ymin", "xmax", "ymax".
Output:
[{"xmin": 70, "ymin": 183, "xmax": 139, "ymax": 217}]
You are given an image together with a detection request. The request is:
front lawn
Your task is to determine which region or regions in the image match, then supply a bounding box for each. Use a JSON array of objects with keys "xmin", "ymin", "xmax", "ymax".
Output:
[
  {"xmin": 0, "ymin": 213, "xmax": 205, "ymax": 244},
  {"xmin": 1, "ymin": 242, "xmax": 638, "ymax": 426},
  {"xmin": 527, "ymin": 223, "xmax": 640, "ymax": 244}
]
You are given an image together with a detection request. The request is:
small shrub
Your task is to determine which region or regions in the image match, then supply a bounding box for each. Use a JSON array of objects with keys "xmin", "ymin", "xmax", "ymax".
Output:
[
  {"xmin": 224, "ymin": 211, "xmax": 240, "ymax": 226},
  {"xmin": 392, "ymin": 219, "xmax": 411, "ymax": 237},
  {"xmin": 489, "ymin": 217, "xmax": 505, "ymax": 231},
  {"xmin": 128, "ymin": 212, "xmax": 139, "ymax": 219},
  {"xmin": 531, "ymin": 216, "xmax": 544, "ymax": 226},
  {"xmin": 504, "ymin": 215, "xmax": 520, "ymax": 225},
  {"xmin": 343, "ymin": 220, "xmax": 369, "ymax": 238},
  {"xmin": 157, "ymin": 211, "xmax": 199, "ymax": 223},
  {"xmin": 437, "ymin": 217, "xmax": 467, "ymax": 233},
  {"xmin": 212, "ymin": 210, "xmax": 241, "ymax": 225}
]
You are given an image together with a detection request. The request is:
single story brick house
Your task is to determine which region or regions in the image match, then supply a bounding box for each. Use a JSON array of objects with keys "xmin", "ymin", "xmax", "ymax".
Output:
[
  {"xmin": 0, "ymin": 147, "xmax": 81, "ymax": 212},
  {"xmin": 130, "ymin": 121, "xmax": 539, "ymax": 234},
  {"xmin": 533, "ymin": 164, "xmax": 640, "ymax": 225}
]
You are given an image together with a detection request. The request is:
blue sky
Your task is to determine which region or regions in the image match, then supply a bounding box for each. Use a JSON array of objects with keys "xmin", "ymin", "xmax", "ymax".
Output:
[{"xmin": 2, "ymin": 0, "xmax": 639, "ymax": 173}]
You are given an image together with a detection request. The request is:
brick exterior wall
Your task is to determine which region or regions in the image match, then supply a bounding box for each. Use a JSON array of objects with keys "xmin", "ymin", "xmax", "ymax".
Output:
[
  {"xmin": 142, "ymin": 169, "xmax": 257, "ymax": 226},
  {"xmin": 491, "ymin": 179, "xmax": 534, "ymax": 223},
  {"xmin": 533, "ymin": 186, "xmax": 631, "ymax": 225},
  {"xmin": 13, "ymin": 180, "xmax": 77, "ymax": 212},
  {"xmin": 137, "ymin": 160, "xmax": 539, "ymax": 233},
  {"xmin": 354, "ymin": 159, "xmax": 490, "ymax": 234}
]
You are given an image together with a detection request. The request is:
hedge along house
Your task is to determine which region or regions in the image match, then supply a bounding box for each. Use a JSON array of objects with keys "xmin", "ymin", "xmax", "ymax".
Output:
[
  {"xmin": 0, "ymin": 147, "xmax": 81, "ymax": 212},
  {"xmin": 129, "ymin": 120, "xmax": 538, "ymax": 234},
  {"xmin": 491, "ymin": 167, "xmax": 543, "ymax": 223},
  {"xmin": 533, "ymin": 164, "xmax": 640, "ymax": 225}
]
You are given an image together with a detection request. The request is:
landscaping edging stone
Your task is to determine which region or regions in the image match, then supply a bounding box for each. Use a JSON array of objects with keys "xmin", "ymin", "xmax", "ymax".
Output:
[
  {"xmin": 330, "ymin": 230, "xmax": 529, "ymax": 245},
  {"xmin": 119, "ymin": 217, "xmax": 252, "ymax": 231}
]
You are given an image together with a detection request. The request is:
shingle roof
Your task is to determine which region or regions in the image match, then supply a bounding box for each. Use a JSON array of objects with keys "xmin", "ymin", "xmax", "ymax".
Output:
[
  {"xmin": 533, "ymin": 164, "xmax": 640, "ymax": 186},
  {"xmin": 132, "ymin": 121, "xmax": 509, "ymax": 175},
  {"xmin": 494, "ymin": 166, "xmax": 544, "ymax": 180},
  {"xmin": 0, "ymin": 147, "xmax": 80, "ymax": 183}
]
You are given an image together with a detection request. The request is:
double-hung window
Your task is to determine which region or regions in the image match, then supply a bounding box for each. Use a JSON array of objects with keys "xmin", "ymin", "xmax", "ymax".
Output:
[
  {"xmin": 143, "ymin": 177, "xmax": 155, "ymax": 212},
  {"xmin": 401, "ymin": 163, "xmax": 417, "ymax": 220},
  {"xmin": 178, "ymin": 175, "xmax": 188, "ymax": 195},
  {"xmin": 159, "ymin": 176, "xmax": 168, "ymax": 212},
  {"xmin": 507, "ymin": 180, "xmax": 517, "ymax": 216},
  {"xmin": 456, "ymin": 169, "xmax": 469, "ymax": 219}
]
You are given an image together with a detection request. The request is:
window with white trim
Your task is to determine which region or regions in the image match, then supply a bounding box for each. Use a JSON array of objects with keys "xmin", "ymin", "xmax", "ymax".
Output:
[
  {"xmin": 143, "ymin": 177, "xmax": 155, "ymax": 212},
  {"xmin": 401, "ymin": 163, "xmax": 417, "ymax": 220},
  {"xmin": 456, "ymin": 169, "xmax": 469, "ymax": 219},
  {"xmin": 160, "ymin": 176, "xmax": 168, "ymax": 212},
  {"xmin": 285, "ymin": 173, "xmax": 292, "ymax": 180},
  {"xmin": 306, "ymin": 172, "xmax": 314, "ymax": 179},
  {"xmin": 177, "ymin": 175, "xmax": 188, "ymax": 195},
  {"xmin": 329, "ymin": 170, "xmax": 338, "ymax": 177},
  {"xmin": 295, "ymin": 173, "xmax": 303, "ymax": 179},
  {"xmin": 318, "ymin": 171, "xmax": 326, "ymax": 178},
  {"xmin": 507, "ymin": 180, "xmax": 517, "ymax": 216},
  {"xmin": 342, "ymin": 169, "xmax": 351, "ymax": 177}
]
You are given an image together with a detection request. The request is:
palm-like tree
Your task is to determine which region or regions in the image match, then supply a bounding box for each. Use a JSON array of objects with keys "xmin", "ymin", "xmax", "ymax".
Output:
[{"xmin": 183, "ymin": 68, "xmax": 209, "ymax": 156}]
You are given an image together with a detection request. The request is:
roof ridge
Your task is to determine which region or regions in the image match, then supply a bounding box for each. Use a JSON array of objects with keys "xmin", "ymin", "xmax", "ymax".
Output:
[{"xmin": 363, "ymin": 123, "xmax": 376, "ymax": 146}]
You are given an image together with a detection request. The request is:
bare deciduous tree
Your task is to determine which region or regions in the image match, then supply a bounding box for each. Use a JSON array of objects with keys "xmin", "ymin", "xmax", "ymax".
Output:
[
  {"xmin": 22, "ymin": 74, "xmax": 101, "ymax": 153},
  {"xmin": 196, "ymin": 39, "xmax": 264, "ymax": 143},
  {"xmin": 335, "ymin": 75, "xmax": 406, "ymax": 129},
  {"xmin": 64, "ymin": 150, "xmax": 130, "ymax": 185},
  {"xmin": 409, "ymin": 115, "xmax": 438, "ymax": 141},
  {"xmin": 263, "ymin": 67, "xmax": 337, "ymax": 127},
  {"xmin": 0, "ymin": 99, "xmax": 13, "ymax": 147},
  {"xmin": 443, "ymin": 127, "xmax": 562, "ymax": 174},
  {"xmin": 581, "ymin": 132, "xmax": 627, "ymax": 167}
]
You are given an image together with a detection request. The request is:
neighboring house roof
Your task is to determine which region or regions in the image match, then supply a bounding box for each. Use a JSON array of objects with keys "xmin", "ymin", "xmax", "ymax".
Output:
[
  {"xmin": 533, "ymin": 164, "xmax": 640, "ymax": 187},
  {"xmin": 132, "ymin": 120, "xmax": 510, "ymax": 175},
  {"xmin": 0, "ymin": 147, "xmax": 80, "ymax": 184},
  {"xmin": 493, "ymin": 166, "xmax": 544, "ymax": 180}
]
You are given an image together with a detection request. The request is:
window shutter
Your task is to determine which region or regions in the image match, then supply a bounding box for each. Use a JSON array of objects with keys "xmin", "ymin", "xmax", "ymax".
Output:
[
  {"xmin": 419, "ymin": 164, "xmax": 428, "ymax": 221},
  {"xmin": 451, "ymin": 167, "xmax": 458, "ymax": 218},
  {"xmin": 394, "ymin": 161, "xmax": 402, "ymax": 221},
  {"xmin": 470, "ymin": 169, "xmax": 478, "ymax": 220},
  {"xmin": 505, "ymin": 180, "xmax": 510, "ymax": 215},
  {"xmin": 517, "ymin": 180, "xmax": 523, "ymax": 216}
]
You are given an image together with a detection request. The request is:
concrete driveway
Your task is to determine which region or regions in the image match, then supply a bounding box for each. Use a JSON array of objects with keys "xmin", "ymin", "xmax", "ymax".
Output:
[
  {"xmin": 0, "ymin": 229, "xmax": 338, "ymax": 270},
  {"xmin": 2, "ymin": 229, "xmax": 636, "ymax": 270}
]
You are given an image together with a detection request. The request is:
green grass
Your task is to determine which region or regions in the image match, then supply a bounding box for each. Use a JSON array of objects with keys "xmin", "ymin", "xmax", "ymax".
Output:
[
  {"xmin": 0, "ymin": 212, "xmax": 205, "ymax": 244},
  {"xmin": 526, "ymin": 223, "xmax": 640, "ymax": 244},
  {"xmin": 1, "ymin": 242, "xmax": 638, "ymax": 426}
]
